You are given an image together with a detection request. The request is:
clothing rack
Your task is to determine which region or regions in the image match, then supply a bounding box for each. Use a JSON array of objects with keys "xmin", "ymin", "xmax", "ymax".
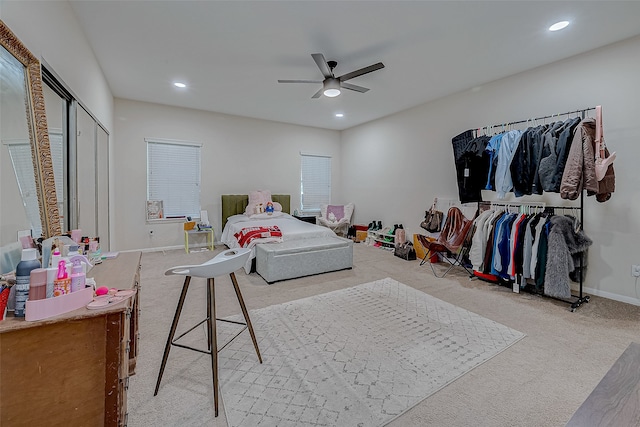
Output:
[
  {"xmin": 472, "ymin": 106, "xmax": 596, "ymax": 311},
  {"xmin": 476, "ymin": 198, "xmax": 589, "ymax": 312},
  {"xmin": 475, "ymin": 107, "xmax": 596, "ymax": 136}
]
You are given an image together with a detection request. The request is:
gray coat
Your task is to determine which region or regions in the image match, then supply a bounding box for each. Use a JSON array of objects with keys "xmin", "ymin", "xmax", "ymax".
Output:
[{"xmin": 544, "ymin": 215, "xmax": 592, "ymax": 299}]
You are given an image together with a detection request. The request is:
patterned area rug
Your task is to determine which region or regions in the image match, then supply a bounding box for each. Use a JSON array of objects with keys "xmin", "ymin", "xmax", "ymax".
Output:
[{"xmin": 217, "ymin": 277, "xmax": 525, "ymax": 427}]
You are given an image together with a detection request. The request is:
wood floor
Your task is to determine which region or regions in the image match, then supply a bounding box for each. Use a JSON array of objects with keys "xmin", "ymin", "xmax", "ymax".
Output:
[{"xmin": 565, "ymin": 342, "xmax": 640, "ymax": 426}]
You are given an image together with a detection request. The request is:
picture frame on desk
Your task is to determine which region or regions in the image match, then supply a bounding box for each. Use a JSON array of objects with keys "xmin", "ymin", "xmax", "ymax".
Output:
[{"xmin": 146, "ymin": 200, "xmax": 164, "ymax": 221}]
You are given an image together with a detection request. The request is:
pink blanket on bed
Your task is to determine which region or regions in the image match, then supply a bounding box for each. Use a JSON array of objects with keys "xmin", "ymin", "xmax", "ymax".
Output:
[{"xmin": 234, "ymin": 226, "xmax": 283, "ymax": 248}]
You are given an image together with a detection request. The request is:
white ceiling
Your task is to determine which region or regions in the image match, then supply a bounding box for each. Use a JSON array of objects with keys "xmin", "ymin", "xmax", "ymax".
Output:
[{"xmin": 69, "ymin": 1, "xmax": 640, "ymax": 131}]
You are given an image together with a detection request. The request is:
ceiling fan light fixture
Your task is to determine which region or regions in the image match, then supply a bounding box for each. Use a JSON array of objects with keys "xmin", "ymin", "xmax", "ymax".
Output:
[{"xmin": 323, "ymin": 79, "xmax": 341, "ymax": 97}]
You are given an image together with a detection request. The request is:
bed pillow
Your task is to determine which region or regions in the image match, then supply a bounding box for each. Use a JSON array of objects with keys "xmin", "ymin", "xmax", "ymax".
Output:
[
  {"xmin": 245, "ymin": 190, "xmax": 282, "ymax": 215},
  {"xmin": 326, "ymin": 205, "xmax": 345, "ymax": 221}
]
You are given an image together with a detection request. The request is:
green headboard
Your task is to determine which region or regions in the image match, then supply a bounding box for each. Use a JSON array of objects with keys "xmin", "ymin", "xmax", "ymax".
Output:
[{"xmin": 221, "ymin": 194, "xmax": 291, "ymax": 228}]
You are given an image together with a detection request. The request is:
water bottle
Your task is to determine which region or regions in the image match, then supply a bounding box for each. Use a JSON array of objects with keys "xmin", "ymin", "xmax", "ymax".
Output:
[{"xmin": 14, "ymin": 248, "xmax": 41, "ymax": 317}]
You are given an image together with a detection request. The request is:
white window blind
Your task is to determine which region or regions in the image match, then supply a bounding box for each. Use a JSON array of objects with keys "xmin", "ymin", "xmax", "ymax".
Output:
[
  {"xmin": 300, "ymin": 153, "xmax": 331, "ymax": 212},
  {"xmin": 147, "ymin": 139, "xmax": 201, "ymax": 219},
  {"xmin": 6, "ymin": 141, "xmax": 42, "ymax": 237}
]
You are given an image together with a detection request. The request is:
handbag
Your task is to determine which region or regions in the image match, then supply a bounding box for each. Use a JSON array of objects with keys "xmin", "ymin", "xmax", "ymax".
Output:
[
  {"xmin": 420, "ymin": 200, "xmax": 443, "ymax": 232},
  {"xmin": 594, "ymin": 105, "xmax": 616, "ymax": 181},
  {"xmin": 394, "ymin": 242, "xmax": 416, "ymax": 261}
]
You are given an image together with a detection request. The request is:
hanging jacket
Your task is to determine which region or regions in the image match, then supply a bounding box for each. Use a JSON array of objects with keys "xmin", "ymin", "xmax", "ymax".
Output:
[
  {"xmin": 559, "ymin": 118, "xmax": 599, "ymax": 200},
  {"xmin": 550, "ymin": 117, "xmax": 582, "ymax": 192},
  {"xmin": 452, "ymin": 131, "xmax": 489, "ymax": 204},
  {"xmin": 530, "ymin": 124, "xmax": 550, "ymax": 194},
  {"xmin": 485, "ymin": 134, "xmax": 503, "ymax": 190},
  {"xmin": 494, "ymin": 130, "xmax": 523, "ymax": 199},
  {"xmin": 538, "ymin": 121, "xmax": 565, "ymax": 192},
  {"xmin": 469, "ymin": 209, "xmax": 496, "ymax": 271},
  {"xmin": 510, "ymin": 127, "xmax": 535, "ymax": 197},
  {"xmin": 544, "ymin": 215, "xmax": 593, "ymax": 299}
]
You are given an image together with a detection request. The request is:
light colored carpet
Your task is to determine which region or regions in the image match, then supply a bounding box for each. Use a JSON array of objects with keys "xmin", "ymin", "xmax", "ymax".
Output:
[
  {"xmin": 128, "ymin": 243, "xmax": 640, "ymax": 427},
  {"xmin": 216, "ymin": 277, "xmax": 524, "ymax": 426}
]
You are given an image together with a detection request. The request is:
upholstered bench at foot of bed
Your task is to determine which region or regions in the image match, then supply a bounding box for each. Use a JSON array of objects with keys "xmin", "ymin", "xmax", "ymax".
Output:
[{"xmin": 255, "ymin": 237, "xmax": 353, "ymax": 284}]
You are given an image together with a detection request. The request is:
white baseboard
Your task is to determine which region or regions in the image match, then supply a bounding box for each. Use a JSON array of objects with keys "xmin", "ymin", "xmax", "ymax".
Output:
[
  {"xmin": 122, "ymin": 245, "xmax": 184, "ymax": 254},
  {"xmin": 582, "ymin": 286, "xmax": 640, "ymax": 307},
  {"xmin": 124, "ymin": 242, "xmax": 222, "ymax": 254}
]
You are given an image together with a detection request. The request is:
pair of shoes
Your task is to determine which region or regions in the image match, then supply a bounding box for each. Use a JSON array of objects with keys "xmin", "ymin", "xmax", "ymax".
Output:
[
  {"xmin": 347, "ymin": 226, "xmax": 357, "ymax": 240},
  {"xmin": 388, "ymin": 224, "xmax": 404, "ymax": 235},
  {"xmin": 370, "ymin": 221, "xmax": 383, "ymax": 231}
]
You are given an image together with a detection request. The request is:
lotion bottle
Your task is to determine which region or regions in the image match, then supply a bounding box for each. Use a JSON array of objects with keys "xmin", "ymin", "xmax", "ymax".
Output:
[
  {"xmin": 70, "ymin": 259, "xmax": 86, "ymax": 292},
  {"xmin": 28, "ymin": 268, "xmax": 48, "ymax": 301}
]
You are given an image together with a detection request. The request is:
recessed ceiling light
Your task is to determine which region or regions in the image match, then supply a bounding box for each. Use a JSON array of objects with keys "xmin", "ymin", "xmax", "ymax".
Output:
[
  {"xmin": 549, "ymin": 21, "xmax": 570, "ymax": 32},
  {"xmin": 174, "ymin": 82, "xmax": 187, "ymax": 88},
  {"xmin": 335, "ymin": 113, "xmax": 344, "ymax": 118}
]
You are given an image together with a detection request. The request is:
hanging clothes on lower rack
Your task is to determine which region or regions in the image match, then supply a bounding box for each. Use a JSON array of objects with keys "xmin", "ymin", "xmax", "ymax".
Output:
[
  {"xmin": 469, "ymin": 206, "xmax": 592, "ymax": 300},
  {"xmin": 544, "ymin": 215, "xmax": 592, "ymax": 299}
]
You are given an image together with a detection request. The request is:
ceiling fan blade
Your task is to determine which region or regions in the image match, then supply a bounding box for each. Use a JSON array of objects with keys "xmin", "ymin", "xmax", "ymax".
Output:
[
  {"xmin": 341, "ymin": 82, "xmax": 369, "ymax": 93},
  {"xmin": 311, "ymin": 53, "xmax": 333, "ymax": 78},
  {"xmin": 337, "ymin": 62, "xmax": 385, "ymax": 82},
  {"xmin": 278, "ymin": 79, "xmax": 322, "ymax": 84},
  {"xmin": 311, "ymin": 88, "xmax": 323, "ymax": 99}
]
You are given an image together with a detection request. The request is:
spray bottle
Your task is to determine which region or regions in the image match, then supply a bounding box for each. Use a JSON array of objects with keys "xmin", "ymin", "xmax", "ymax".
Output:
[{"xmin": 53, "ymin": 260, "xmax": 71, "ymax": 296}]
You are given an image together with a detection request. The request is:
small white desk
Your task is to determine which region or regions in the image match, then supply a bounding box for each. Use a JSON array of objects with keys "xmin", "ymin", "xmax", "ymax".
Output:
[{"xmin": 184, "ymin": 229, "xmax": 214, "ymax": 253}]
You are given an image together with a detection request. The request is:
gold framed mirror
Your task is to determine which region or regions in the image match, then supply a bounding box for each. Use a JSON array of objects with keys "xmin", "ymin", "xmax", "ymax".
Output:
[{"xmin": 1, "ymin": 19, "xmax": 61, "ymax": 240}]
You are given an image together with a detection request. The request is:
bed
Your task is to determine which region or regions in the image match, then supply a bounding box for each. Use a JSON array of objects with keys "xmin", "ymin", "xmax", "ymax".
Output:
[{"xmin": 220, "ymin": 194, "xmax": 353, "ymax": 282}]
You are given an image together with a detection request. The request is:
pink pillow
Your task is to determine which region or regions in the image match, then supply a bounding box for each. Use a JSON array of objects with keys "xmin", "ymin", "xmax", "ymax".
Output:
[{"xmin": 327, "ymin": 205, "xmax": 344, "ymax": 221}]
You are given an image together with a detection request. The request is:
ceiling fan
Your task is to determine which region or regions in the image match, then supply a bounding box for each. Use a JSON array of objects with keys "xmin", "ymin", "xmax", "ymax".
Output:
[{"xmin": 278, "ymin": 53, "xmax": 385, "ymax": 98}]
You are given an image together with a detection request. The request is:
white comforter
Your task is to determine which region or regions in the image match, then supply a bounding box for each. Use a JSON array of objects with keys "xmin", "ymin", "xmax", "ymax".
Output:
[{"xmin": 221, "ymin": 213, "xmax": 337, "ymax": 273}]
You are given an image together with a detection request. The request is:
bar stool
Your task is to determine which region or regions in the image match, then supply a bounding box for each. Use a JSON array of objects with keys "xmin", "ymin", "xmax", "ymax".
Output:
[{"xmin": 153, "ymin": 248, "xmax": 262, "ymax": 416}]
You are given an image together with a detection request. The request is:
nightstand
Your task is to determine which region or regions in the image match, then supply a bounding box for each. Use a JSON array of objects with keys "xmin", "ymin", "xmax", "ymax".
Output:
[
  {"xmin": 184, "ymin": 228, "xmax": 214, "ymax": 253},
  {"xmin": 293, "ymin": 215, "xmax": 317, "ymax": 224}
]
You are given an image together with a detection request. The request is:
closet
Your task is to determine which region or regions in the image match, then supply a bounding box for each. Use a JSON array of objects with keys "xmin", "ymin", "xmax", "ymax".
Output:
[{"xmin": 451, "ymin": 107, "xmax": 615, "ymax": 311}]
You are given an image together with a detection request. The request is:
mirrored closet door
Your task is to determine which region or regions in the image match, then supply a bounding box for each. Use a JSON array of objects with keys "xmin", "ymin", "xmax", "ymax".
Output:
[{"xmin": 42, "ymin": 67, "xmax": 110, "ymax": 250}]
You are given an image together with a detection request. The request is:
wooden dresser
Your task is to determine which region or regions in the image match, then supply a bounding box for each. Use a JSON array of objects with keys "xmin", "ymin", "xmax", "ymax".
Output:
[{"xmin": 0, "ymin": 251, "xmax": 141, "ymax": 427}]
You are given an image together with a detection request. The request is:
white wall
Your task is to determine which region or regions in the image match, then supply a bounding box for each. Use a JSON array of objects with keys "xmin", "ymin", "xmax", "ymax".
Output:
[
  {"xmin": 114, "ymin": 99, "xmax": 341, "ymax": 251},
  {"xmin": 1, "ymin": 0, "xmax": 113, "ymax": 133},
  {"xmin": 342, "ymin": 35, "xmax": 640, "ymax": 305}
]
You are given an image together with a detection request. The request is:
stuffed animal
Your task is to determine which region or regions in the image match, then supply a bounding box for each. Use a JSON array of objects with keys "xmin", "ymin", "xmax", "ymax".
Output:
[
  {"xmin": 265, "ymin": 201, "xmax": 274, "ymax": 215},
  {"xmin": 328, "ymin": 212, "xmax": 337, "ymax": 223}
]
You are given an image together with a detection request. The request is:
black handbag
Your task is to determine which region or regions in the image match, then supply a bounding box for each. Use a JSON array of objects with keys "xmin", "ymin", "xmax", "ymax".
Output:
[
  {"xmin": 394, "ymin": 242, "xmax": 416, "ymax": 261},
  {"xmin": 420, "ymin": 201, "xmax": 443, "ymax": 233}
]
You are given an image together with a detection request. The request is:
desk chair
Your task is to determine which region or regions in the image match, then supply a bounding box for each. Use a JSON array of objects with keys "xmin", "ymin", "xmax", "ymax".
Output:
[{"xmin": 153, "ymin": 248, "xmax": 262, "ymax": 417}]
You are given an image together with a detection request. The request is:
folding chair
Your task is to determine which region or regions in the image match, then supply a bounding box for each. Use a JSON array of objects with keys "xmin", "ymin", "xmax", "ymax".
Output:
[{"xmin": 416, "ymin": 206, "xmax": 476, "ymax": 278}]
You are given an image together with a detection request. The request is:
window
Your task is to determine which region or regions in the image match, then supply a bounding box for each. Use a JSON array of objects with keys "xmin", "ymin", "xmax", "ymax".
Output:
[
  {"xmin": 147, "ymin": 138, "xmax": 201, "ymax": 220},
  {"xmin": 6, "ymin": 141, "xmax": 42, "ymax": 237},
  {"xmin": 300, "ymin": 153, "xmax": 331, "ymax": 213}
]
